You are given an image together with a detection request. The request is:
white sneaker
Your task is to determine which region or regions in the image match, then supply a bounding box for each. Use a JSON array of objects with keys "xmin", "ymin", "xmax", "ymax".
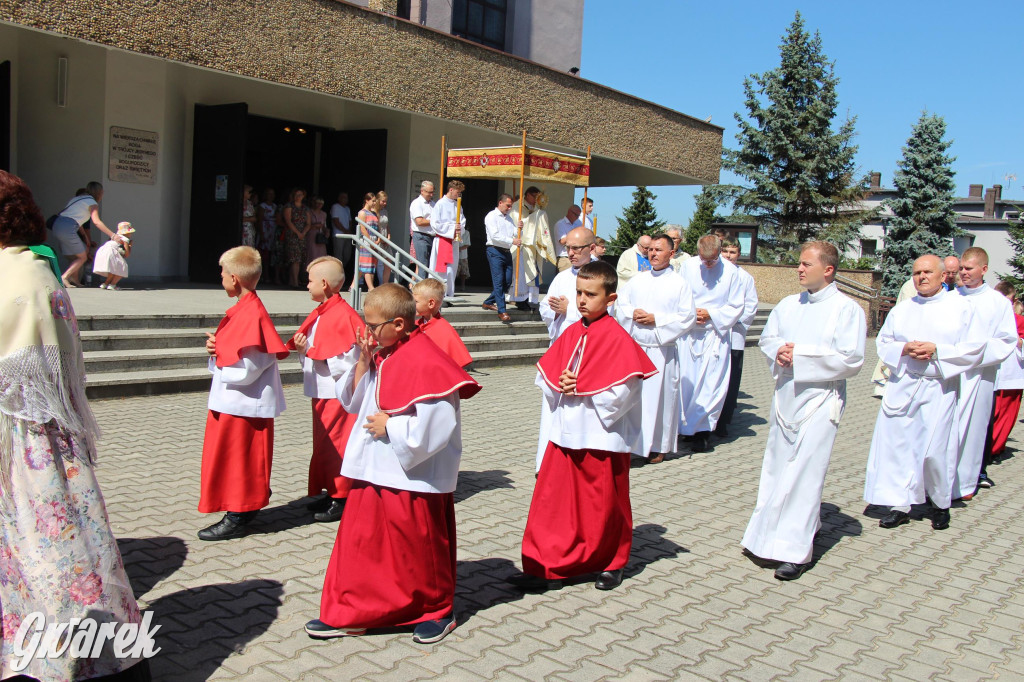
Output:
[
  {"xmin": 108, "ymin": 285, "xmax": 120, "ymax": 291},
  {"xmin": 99, "ymin": 283, "xmax": 108, "ymax": 289}
]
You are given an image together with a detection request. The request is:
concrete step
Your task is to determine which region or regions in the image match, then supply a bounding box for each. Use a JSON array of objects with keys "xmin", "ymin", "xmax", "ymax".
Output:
[{"xmin": 80, "ymin": 326, "xmax": 301, "ymax": 352}]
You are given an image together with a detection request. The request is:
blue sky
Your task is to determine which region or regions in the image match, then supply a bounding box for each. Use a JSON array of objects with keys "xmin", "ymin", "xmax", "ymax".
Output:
[{"xmin": 574, "ymin": 1, "xmax": 1024, "ymax": 238}]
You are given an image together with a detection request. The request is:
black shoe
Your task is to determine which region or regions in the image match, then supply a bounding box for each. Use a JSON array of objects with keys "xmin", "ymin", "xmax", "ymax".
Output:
[
  {"xmin": 507, "ymin": 573, "xmax": 562, "ymax": 592},
  {"xmin": 412, "ymin": 616, "xmax": 457, "ymax": 644},
  {"xmin": 679, "ymin": 434, "xmax": 695, "ymax": 442},
  {"xmin": 774, "ymin": 562, "xmax": 809, "ymax": 581},
  {"xmin": 306, "ymin": 494, "xmax": 332, "ymax": 512},
  {"xmin": 878, "ymin": 510, "xmax": 910, "ymax": 529},
  {"xmin": 313, "ymin": 498, "xmax": 346, "ymax": 523},
  {"xmin": 515, "ymin": 302, "xmax": 533, "ymax": 312},
  {"xmin": 931, "ymin": 507, "xmax": 951, "ymax": 530},
  {"xmin": 691, "ymin": 432, "xmax": 712, "ymax": 453},
  {"xmin": 304, "ymin": 619, "xmax": 366, "ymax": 639},
  {"xmin": 977, "ymin": 474, "xmax": 994, "ymax": 489},
  {"xmin": 714, "ymin": 423, "xmax": 728, "ymax": 437},
  {"xmin": 595, "ymin": 569, "xmax": 624, "ymax": 590},
  {"xmin": 198, "ymin": 514, "xmax": 248, "ymax": 541}
]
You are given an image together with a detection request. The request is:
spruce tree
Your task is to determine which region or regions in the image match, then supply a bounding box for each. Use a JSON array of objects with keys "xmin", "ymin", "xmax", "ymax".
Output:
[
  {"xmin": 879, "ymin": 113, "xmax": 959, "ymax": 297},
  {"xmin": 609, "ymin": 186, "xmax": 665, "ymax": 255},
  {"xmin": 682, "ymin": 187, "xmax": 717, "ymax": 255},
  {"xmin": 716, "ymin": 12, "xmax": 869, "ymax": 263},
  {"xmin": 999, "ymin": 216, "xmax": 1024, "ymax": 293}
]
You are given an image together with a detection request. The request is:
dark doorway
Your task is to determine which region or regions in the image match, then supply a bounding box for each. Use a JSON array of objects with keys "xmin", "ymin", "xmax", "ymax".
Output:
[
  {"xmin": 245, "ymin": 115, "xmax": 321, "ymax": 205},
  {"xmin": 188, "ymin": 102, "xmax": 247, "ymax": 283},
  {"xmin": 458, "ymin": 179, "xmax": 500, "ymax": 288},
  {"xmin": 320, "ymin": 128, "xmax": 388, "ymax": 227},
  {"xmin": 1, "ymin": 61, "xmax": 10, "ymax": 171}
]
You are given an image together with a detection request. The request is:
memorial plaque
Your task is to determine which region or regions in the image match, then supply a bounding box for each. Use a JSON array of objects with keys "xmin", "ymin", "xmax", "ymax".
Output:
[{"xmin": 108, "ymin": 126, "xmax": 158, "ymax": 185}]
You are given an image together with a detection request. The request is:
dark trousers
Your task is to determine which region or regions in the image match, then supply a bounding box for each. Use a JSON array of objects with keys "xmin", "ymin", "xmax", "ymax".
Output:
[
  {"xmin": 484, "ymin": 246, "xmax": 514, "ymax": 314},
  {"xmin": 412, "ymin": 231, "xmax": 434, "ymax": 278},
  {"xmin": 721, "ymin": 348, "xmax": 744, "ymax": 425}
]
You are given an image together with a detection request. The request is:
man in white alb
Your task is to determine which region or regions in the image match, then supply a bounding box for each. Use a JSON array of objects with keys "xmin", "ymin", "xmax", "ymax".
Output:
[
  {"xmin": 429, "ymin": 180, "xmax": 466, "ymax": 299},
  {"xmin": 615, "ymin": 233, "xmax": 696, "ymax": 464},
  {"xmin": 409, "ymin": 181, "xmax": 435, "ymax": 280},
  {"xmin": 741, "ymin": 242, "xmax": 865, "ymax": 581},
  {"xmin": 717, "ymin": 234, "xmax": 759, "ymax": 435},
  {"xmin": 509, "ymin": 186, "xmax": 555, "ymax": 310},
  {"xmin": 677, "ymin": 235, "xmax": 745, "ymax": 452},
  {"xmin": 615, "ymin": 235, "xmax": 652, "ymax": 285},
  {"xmin": 953, "ymin": 246, "xmax": 1017, "ymax": 498},
  {"xmin": 865, "ymin": 255, "xmax": 986, "ymax": 532}
]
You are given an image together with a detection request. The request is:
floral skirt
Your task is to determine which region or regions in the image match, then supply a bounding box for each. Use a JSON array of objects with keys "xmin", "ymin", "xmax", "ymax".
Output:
[
  {"xmin": 0, "ymin": 417, "xmax": 143, "ymax": 681},
  {"xmin": 284, "ymin": 231, "xmax": 304, "ymax": 266}
]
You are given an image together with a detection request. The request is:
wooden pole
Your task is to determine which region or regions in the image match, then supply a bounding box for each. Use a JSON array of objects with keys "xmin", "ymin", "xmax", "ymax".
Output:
[
  {"xmin": 582, "ymin": 146, "xmax": 592, "ymax": 230},
  {"xmin": 513, "ymin": 129, "xmax": 527, "ymax": 298},
  {"xmin": 439, "ymin": 135, "xmax": 446, "ymax": 202}
]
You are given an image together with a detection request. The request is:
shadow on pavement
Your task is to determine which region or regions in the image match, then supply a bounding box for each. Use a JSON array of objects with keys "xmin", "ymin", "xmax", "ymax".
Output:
[
  {"xmin": 812, "ymin": 503, "xmax": 862, "ymax": 564},
  {"xmin": 624, "ymin": 524, "xmax": 689, "ymax": 579},
  {"xmin": 454, "ymin": 469, "xmax": 514, "ymax": 503},
  {"xmin": 118, "ymin": 537, "xmax": 189, "ymax": 601},
  {"xmin": 454, "ymin": 557, "xmax": 525, "ymax": 627},
  {"xmin": 145, "ymin": 579, "xmax": 283, "ymax": 682},
  {"xmin": 243, "ymin": 501, "xmax": 320, "ymax": 536}
]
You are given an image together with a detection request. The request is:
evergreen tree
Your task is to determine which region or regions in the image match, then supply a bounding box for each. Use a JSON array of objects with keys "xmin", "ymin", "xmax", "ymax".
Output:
[
  {"xmin": 997, "ymin": 213, "xmax": 1024, "ymax": 292},
  {"xmin": 716, "ymin": 12, "xmax": 870, "ymax": 263},
  {"xmin": 682, "ymin": 187, "xmax": 717, "ymax": 255},
  {"xmin": 879, "ymin": 113, "xmax": 959, "ymax": 297},
  {"xmin": 609, "ymin": 186, "xmax": 665, "ymax": 255}
]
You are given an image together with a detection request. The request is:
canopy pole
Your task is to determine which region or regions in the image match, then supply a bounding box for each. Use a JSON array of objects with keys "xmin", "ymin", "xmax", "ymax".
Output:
[
  {"xmin": 439, "ymin": 135, "xmax": 446, "ymax": 200},
  {"xmin": 513, "ymin": 129, "xmax": 527, "ymax": 298},
  {"xmin": 582, "ymin": 146, "xmax": 591, "ymax": 231}
]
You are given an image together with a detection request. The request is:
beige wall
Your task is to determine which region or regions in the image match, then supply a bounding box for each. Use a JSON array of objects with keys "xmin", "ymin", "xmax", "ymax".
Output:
[{"xmin": 745, "ymin": 263, "xmax": 883, "ymax": 333}]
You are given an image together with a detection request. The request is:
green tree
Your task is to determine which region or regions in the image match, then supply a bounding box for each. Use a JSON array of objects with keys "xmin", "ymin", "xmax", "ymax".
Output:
[
  {"xmin": 609, "ymin": 186, "xmax": 665, "ymax": 255},
  {"xmin": 879, "ymin": 113, "xmax": 959, "ymax": 297},
  {"xmin": 715, "ymin": 12, "xmax": 870, "ymax": 263},
  {"xmin": 997, "ymin": 210, "xmax": 1024, "ymax": 292},
  {"xmin": 681, "ymin": 187, "xmax": 717, "ymax": 255}
]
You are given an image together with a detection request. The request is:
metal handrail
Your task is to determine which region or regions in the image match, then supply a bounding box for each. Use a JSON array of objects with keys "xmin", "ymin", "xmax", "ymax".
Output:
[
  {"xmin": 834, "ymin": 272, "xmax": 881, "ymax": 299},
  {"xmin": 339, "ymin": 217, "xmax": 445, "ymax": 309}
]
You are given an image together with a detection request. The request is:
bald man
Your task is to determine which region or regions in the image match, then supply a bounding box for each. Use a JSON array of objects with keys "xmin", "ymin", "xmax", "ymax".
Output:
[
  {"xmin": 942, "ymin": 256, "xmax": 960, "ymax": 291},
  {"xmin": 953, "ymin": 247, "xmax": 1017, "ymax": 498},
  {"xmin": 553, "ymin": 205, "xmax": 583, "ymax": 272},
  {"xmin": 616, "ymin": 235, "xmax": 652, "ymax": 284},
  {"xmin": 865, "ymin": 255, "xmax": 986, "ymax": 531}
]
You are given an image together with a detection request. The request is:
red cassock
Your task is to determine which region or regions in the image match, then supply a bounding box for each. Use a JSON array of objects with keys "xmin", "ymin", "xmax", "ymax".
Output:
[
  {"xmin": 418, "ymin": 314, "xmax": 473, "ymax": 368},
  {"xmin": 287, "ymin": 295, "xmax": 366, "ymax": 497},
  {"xmin": 990, "ymin": 314, "xmax": 1024, "ymax": 456},
  {"xmin": 524, "ymin": 314, "xmax": 657, "ymax": 579},
  {"xmin": 319, "ymin": 333, "xmax": 480, "ymax": 628},
  {"xmin": 200, "ymin": 292, "xmax": 288, "ymax": 513}
]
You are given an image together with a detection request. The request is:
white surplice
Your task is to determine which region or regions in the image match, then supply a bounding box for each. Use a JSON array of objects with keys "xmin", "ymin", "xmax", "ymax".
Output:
[
  {"xmin": 677, "ymin": 257, "xmax": 744, "ymax": 434},
  {"xmin": 864, "ymin": 290, "xmax": 986, "ymax": 510},
  {"xmin": 741, "ymin": 283, "xmax": 865, "ymax": 564},
  {"xmin": 536, "ymin": 374, "xmax": 644, "ymax": 455},
  {"xmin": 615, "ymin": 267, "xmax": 696, "ymax": 457},
  {"xmin": 297, "ymin": 318, "xmax": 356, "ymax": 399},
  {"xmin": 953, "ymin": 284, "xmax": 1018, "ymax": 498},
  {"xmin": 730, "ymin": 266, "xmax": 759, "ymax": 351},
  {"xmin": 429, "ymin": 195, "xmax": 465, "ymax": 298},
  {"xmin": 539, "ymin": 266, "xmax": 583, "ymax": 342}
]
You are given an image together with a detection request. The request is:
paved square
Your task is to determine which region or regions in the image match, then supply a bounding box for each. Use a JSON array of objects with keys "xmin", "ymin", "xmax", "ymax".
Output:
[{"xmin": 92, "ymin": 344, "xmax": 1024, "ymax": 680}]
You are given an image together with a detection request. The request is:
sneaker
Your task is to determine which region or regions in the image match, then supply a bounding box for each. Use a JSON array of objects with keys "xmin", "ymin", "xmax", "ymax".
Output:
[
  {"xmin": 99, "ymin": 283, "xmax": 108, "ymax": 290},
  {"xmin": 977, "ymin": 474, "xmax": 994, "ymax": 489},
  {"xmin": 108, "ymin": 285, "xmax": 120, "ymax": 291},
  {"xmin": 304, "ymin": 619, "xmax": 365, "ymax": 639},
  {"xmin": 412, "ymin": 616, "xmax": 456, "ymax": 644}
]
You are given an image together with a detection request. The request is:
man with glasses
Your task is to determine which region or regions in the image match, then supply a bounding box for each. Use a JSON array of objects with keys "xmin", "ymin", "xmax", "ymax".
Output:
[{"xmin": 665, "ymin": 226, "xmax": 689, "ymax": 271}]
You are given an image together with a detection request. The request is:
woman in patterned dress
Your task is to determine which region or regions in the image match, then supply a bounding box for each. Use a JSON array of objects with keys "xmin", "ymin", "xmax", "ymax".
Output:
[
  {"xmin": 356, "ymin": 192, "xmax": 379, "ymax": 292},
  {"xmin": 283, "ymin": 188, "xmax": 310, "ymax": 288},
  {"xmin": 0, "ymin": 170, "xmax": 150, "ymax": 681},
  {"xmin": 240, "ymin": 185, "xmax": 257, "ymax": 248}
]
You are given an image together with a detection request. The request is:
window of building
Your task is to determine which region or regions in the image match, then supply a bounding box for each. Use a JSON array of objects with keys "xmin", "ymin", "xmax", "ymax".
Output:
[
  {"xmin": 396, "ymin": 0, "xmax": 411, "ymax": 20},
  {"xmin": 452, "ymin": 0, "xmax": 507, "ymax": 51},
  {"xmin": 860, "ymin": 239, "xmax": 877, "ymax": 257}
]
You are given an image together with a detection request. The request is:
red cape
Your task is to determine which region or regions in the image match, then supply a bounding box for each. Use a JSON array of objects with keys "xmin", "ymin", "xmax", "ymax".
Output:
[
  {"xmin": 418, "ymin": 315, "xmax": 473, "ymax": 368},
  {"xmin": 1015, "ymin": 313, "xmax": 1024, "ymax": 339},
  {"xmin": 536, "ymin": 313, "xmax": 657, "ymax": 396},
  {"xmin": 214, "ymin": 292, "xmax": 289, "ymax": 368},
  {"xmin": 374, "ymin": 331, "xmax": 480, "ymax": 414},
  {"xmin": 287, "ymin": 294, "xmax": 365, "ymax": 360}
]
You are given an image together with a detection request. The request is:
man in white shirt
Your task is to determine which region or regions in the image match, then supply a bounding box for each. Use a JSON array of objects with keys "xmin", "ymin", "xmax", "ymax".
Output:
[
  {"xmin": 409, "ymin": 181, "xmax": 435, "ymax": 280},
  {"xmin": 615, "ymin": 232, "xmax": 696, "ymax": 463},
  {"xmin": 953, "ymin": 247, "xmax": 1017, "ymax": 497},
  {"xmin": 553, "ymin": 204, "xmax": 583, "ymax": 273},
  {"xmin": 717, "ymin": 235, "xmax": 759, "ymax": 435},
  {"xmin": 482, "ymin": 193, "xmax": 521, "ymax": 322},
  {"xmin": 330, "ymin": 192, "xmax": 352, "ymax": 286},
  {"xmin": 742, "ymin": 241, "xmax": 865, "ymax": 581},
  {"xmin": 581, "ymin": 197, "xmax": 595, "ymax": 231}
]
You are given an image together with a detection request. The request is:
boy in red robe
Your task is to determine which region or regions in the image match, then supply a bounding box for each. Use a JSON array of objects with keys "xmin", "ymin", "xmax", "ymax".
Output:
[
  {"xmin": 198, "ymin": 246, "xmax": 289, "ymax": 540},
  {"xmin": 412, "ymin": 277, "xmax": 473, "ymax": 368},
  {"xmin": 289, "ymin": 256, "xmax": 365, "ymax": 522},
  {"xmin": 510, "ymin": 260, "xmax": 656, "ymax": 591},
  {"xmin": 305, "ymin": 284, "xmax": 480, "ymax": 644}
]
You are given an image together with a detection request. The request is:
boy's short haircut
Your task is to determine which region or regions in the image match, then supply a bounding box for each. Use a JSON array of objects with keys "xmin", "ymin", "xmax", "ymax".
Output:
[
  {"xmin": 307, "ymin": 255, "xmax": 346, "ymax": 289},
  {"xmin": 594, "ymin": 236, "xmax": 607, "ymax": 247},
  {"xmin": 219, "ymin": 246, "xmax": 262, "ymax": 288},
  {"xmin": 577, "ymin": 260, "xmax": 618, "ymax": 294},
  {"xmin": 720, "ymin": 237, "xmax": 739, "ymax": 249},
  {"xmin": 364, "ymin": 283, "xmax": 417, "ymax": 325},
  {"xmin": 447, "ymin": 179, "xmax": 465, "ymax": 193},
  {"xmin": 412, "ymin": 277, "xmax": 446, "ymax": 301}
]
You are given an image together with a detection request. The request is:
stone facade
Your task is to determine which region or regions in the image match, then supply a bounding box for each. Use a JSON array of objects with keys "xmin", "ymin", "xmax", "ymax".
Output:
[
  {"xmin": 745, "ymin": 263, "xmax": 883, "ymax": 332},
  {"xmin": 0, "ymin": 0, "xmax": 722, "ymax": 184}
]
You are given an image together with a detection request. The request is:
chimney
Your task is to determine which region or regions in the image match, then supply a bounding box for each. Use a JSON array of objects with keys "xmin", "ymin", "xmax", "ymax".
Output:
[
  {"xmin": 869, "ymin": 172, "xmax": 881, "ymax": 189},
  {"xmin": 994, "ymin": 184, "xmax": 1003, "ymax": 201},
  {"xmin": 969, "ymin": 184, "xmax": 984, "ymax": 199},
  {"xmin": 984, "ymin": 188, "xmax": 996, "ymax": 219}
]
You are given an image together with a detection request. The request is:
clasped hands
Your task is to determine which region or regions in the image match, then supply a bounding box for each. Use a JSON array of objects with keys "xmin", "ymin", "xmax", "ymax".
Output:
[
  {"xmin": 776, "ymin": 342, "xmax": 795, "ymax": 368},
  {"xmin": 695, "ymin": 308, "xmax": 710, "ymax": 325},
  {"xmin": 558, "ymin": 369, "xmax": 578, "ymax": 395},
  {"xmin": 902, "ymin": 341, "xmax": 937, "ymax": 361},
  {"xmin": 548, "ymin": 295, "xmax": 569, "ymax": 315},
  {"xmin": 632, "ymin": 309, "xmax": 655, "ymax": 326}
]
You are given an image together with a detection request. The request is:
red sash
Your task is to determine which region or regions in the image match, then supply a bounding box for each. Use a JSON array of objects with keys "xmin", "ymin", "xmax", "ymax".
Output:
[
  {"xmin": 214, "ymin": 292, "xmax": 289, "ymax": 368},
  {"xmin": 374, "ymin": 332, "xmax": 480, "ymax": 414},
  {"xmin": 287, "ymin": 294, "xmax": 364, "ymax": 360},
  {"xmin": 434, "ymin": 236, "xmax": 456, "ymax": 273},
  {"xmin": 536, "ymin": 313, "xmax": 656, "ymax": 396}
]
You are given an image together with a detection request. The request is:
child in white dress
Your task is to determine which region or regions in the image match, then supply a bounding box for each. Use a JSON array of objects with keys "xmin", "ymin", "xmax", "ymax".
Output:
[{"xmin": 93, "ymin": 221, "xmax": 134, "ymax": 290}]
